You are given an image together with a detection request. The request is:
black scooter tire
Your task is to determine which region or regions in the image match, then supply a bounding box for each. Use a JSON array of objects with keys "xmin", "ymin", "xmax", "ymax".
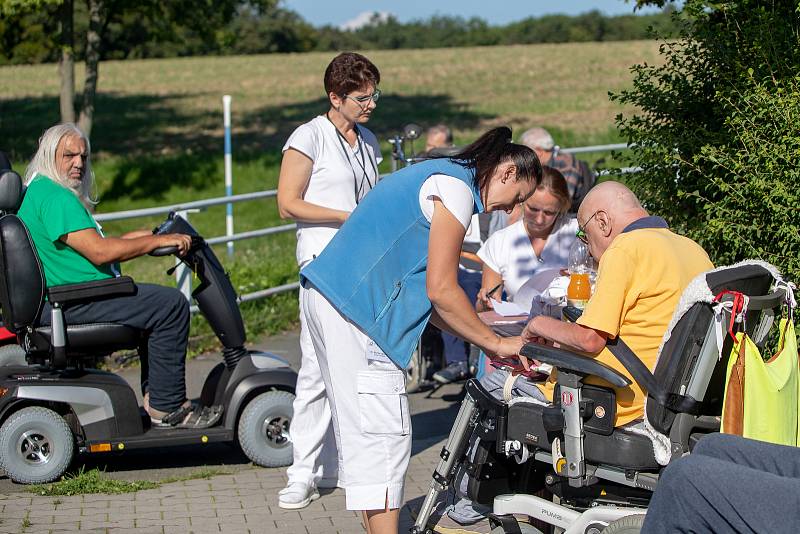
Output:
[
  {"xmin": 237, "ymin": 390, "xmax": 295, "ymax": 468},
  {"xmin": 0, "ymin": 406, "xmax": 74, "ymax": 484}
]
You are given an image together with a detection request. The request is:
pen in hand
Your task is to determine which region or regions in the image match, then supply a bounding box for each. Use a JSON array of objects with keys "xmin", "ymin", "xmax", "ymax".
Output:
[{"xmin": 486, "ymin": 282, "xmax": 503, "ymax": 299}]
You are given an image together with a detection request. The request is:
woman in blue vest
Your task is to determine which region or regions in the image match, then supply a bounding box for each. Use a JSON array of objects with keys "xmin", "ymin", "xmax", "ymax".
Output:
[{"xmin": 300, "ymin": 126, "xmax": 541, "ymax": 533}]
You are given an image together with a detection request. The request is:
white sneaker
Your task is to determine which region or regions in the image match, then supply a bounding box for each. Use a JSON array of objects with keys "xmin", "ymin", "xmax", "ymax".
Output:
[{"xmin": 278, "ymin": 482, "xmax": 320, "ymax": 509}]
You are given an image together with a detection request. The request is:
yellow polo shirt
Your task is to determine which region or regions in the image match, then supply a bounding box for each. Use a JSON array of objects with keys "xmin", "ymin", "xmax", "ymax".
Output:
[{"xmin": 538, "ymin": 226, "xmax": 713, "ymax": 426}]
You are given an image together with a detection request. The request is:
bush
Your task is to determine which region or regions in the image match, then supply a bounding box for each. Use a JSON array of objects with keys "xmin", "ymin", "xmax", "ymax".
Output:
[{"xmin": 613, "ymin": 1, "xmax": 800, "ymax": 283}]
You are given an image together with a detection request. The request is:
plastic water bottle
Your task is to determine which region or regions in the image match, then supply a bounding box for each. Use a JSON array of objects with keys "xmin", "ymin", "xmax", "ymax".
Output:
[{"xmin": 567, "ymin": 240, "xmax": 592, "ymax": 309}]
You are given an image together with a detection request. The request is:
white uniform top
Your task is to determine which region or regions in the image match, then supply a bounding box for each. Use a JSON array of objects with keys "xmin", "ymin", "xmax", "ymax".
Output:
[
  {"xmin": 418, "ymin": 174, "xmax": 474, "ymax": 229},
  {"xmin": 283, "ymin": 115, "xmax": 382, "ymax": 267},
  {"xmin": 477, "ymin": 216, "xmax": 578, "ymax": 302}
]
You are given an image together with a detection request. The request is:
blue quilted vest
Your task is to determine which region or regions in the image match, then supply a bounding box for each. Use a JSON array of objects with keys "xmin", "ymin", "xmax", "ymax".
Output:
[{"xmin": 300, "ymin": 159, "xmax": 483, "ymax": 368}]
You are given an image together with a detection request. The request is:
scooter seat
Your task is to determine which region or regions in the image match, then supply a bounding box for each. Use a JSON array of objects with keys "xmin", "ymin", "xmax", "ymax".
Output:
[{"xmin": 29, "ymin": 323, "xmax": 143, "ymax": 355}]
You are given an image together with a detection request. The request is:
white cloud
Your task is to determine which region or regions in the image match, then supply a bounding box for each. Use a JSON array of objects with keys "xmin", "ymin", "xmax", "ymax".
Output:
[{"xmin": 340, "ymin": 11, "xmax": 391, "ymax": 31}]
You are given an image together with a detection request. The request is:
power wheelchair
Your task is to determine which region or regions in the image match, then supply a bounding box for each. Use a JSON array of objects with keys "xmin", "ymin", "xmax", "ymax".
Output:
[{"xmin": 413, "ymin": 262, "xmax": 793, "ymax": 534}]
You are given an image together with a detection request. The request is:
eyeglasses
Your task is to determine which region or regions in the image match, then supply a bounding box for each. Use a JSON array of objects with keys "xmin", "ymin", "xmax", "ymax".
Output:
[
  {"xmin": 345, "ymin": 89, "xmax": 381, "ymax": 108},
  {"xmin": 575, "ymin": 210, "xmax": 599, "ymax": 243}
]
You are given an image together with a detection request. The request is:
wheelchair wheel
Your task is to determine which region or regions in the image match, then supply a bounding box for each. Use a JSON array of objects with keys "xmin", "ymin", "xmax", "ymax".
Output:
[
  {"xmin": 0, "ymin": 406, "xmax": 75, "ymax": 484},
  {"xmin": 0, "ymin": 344, "xmax": 26, "ymax": 366},
  {"xmin": 602, "ymin": 514, "xmax": 646, "ymax": 533},
  {"xmin": 237, "ymin": 390, "xmax": 295, "ymax": 467}
]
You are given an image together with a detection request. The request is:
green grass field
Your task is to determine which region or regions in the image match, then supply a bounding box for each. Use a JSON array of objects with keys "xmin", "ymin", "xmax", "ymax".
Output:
[{"xmin": 0, "ymin": 41, "xmax": 661, "ymax": 350}]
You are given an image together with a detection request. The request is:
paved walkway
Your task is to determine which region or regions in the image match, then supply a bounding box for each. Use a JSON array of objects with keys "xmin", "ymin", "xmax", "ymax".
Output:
[{"xmin": 0, "ymin": 331, "xmax": 463, "ymax": 533}]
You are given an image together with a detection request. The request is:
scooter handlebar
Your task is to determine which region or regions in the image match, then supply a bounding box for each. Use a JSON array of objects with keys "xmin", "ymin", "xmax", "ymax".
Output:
[{"xmin": 149, "ymin": 246, "xmax": 179, "ymax": 257}]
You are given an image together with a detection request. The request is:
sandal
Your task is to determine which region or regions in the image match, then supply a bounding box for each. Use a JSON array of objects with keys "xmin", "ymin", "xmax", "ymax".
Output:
[{"xmin": 151, "ymin": 403, "xmax": 224, "ymax": 429}]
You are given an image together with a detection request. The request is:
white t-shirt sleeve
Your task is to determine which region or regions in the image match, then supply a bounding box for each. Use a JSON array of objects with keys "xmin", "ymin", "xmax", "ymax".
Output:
[
  {"xmin": 418, "ymin": 174, "xmax": 475, "ymax": 230},
  {"xmin": 282, "ymin": 123, "xmax": 319, "ymax": 162},
  {"xmin": 361, "ymin": 128, "xmax": 383, "ymax": 166},
  {"xmin": 477, "ymin": 232, "xmax": 504, "ymax": 274}
]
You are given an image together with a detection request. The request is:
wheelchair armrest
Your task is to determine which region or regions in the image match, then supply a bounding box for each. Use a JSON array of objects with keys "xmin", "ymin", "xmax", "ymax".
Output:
[
  {"xmin": 520, "ymin": 342, "xmax": 631, "ymax": 388},
  {"xmin": 47, "ymin": 276, "xmax": 136, "ymax": 305}
]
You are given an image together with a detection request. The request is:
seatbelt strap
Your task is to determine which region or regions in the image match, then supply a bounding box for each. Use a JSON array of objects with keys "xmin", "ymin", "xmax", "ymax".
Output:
[{"xmin": 606, "ymin": 336, "xmax": 703, "ymax": 414}]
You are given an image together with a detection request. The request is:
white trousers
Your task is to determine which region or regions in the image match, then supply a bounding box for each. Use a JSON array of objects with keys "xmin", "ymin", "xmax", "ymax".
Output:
[
  {"xmin": 285, "ymin": 286, "xmax": 340, "ymax": 486},
  {"xmin": 302, "ymin": 284, "xmax": 412, "ymax": 510}
]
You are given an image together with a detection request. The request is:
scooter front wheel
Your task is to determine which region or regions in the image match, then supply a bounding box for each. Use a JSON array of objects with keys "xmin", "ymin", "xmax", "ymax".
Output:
[
  {"xmin": 0, "ymin": 406, "xmax": 74, "ymax": 484},
  {"xmin": 237, "ymin": 390, "xmax": 295, "ymax": 468}
]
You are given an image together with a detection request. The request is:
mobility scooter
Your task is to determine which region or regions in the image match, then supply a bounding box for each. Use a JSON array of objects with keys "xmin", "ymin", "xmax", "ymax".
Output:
[{"xmin": 0, "ymin": 168, "xmax": 298, "ymax": 484}]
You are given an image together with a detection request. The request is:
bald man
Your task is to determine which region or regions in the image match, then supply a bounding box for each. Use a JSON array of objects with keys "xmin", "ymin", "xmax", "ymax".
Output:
[{"xmin": 521, "ymin": 181, "xmax": 713, "ymax": 427}]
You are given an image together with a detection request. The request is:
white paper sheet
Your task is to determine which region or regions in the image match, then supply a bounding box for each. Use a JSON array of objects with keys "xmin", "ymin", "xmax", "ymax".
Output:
[{"xmin": 489, "ymin": 298, "xmax": 529, "ymax": 317}]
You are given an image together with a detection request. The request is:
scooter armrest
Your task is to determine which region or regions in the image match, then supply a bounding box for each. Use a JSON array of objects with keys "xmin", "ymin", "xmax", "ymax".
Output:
[
  {"xmin": 520, "ymin": 342, "xmax": 630, "ymax": 388},
  {"xmin": 48, "ymin": 276, "xmax": 136, "ymax": 305}
]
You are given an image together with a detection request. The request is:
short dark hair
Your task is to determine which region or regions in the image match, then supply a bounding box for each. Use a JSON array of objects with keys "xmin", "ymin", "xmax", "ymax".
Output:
[{"xmin": 323, "ymin": 52, "xmax": 380, "ymax": 96}]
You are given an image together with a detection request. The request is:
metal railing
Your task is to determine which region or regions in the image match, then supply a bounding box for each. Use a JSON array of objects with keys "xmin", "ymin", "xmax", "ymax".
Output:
[{"xmin": 95, "ymin": 141, "xmax": 634, "ymax": 310}]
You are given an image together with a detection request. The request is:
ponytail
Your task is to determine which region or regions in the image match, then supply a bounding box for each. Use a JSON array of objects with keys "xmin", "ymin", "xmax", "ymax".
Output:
[{"xmin": 449, "ymin": 126, "xmax": 542, "ymax": 192}]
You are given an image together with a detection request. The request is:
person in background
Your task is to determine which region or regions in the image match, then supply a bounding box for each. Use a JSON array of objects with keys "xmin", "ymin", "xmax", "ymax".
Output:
[
  {"xmin": 424, "ymin": 123, "xmax": 454, "ymax": 154},
  {"xmin": 476, "ymin": 166, "xmax": 577, "ymax": 313},
  {"xmin": 276, "ymin": 52, "xmax": 382, "ymax": 510},
  {"xmin": 519, "ymin": 127, "xmax": 595, "ymax": 213}
]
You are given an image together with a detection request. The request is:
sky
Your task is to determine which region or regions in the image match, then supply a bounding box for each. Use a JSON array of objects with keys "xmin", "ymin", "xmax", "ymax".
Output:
[{"xmin": 282, "ymin": 1, "xmax": 664, "ymax": 29}]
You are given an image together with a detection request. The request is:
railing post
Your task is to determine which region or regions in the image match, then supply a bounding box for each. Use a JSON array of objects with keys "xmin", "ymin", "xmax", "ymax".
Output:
[{"xmin": 223, "ymin": 94, "xmax": 234, "ymax": 258}]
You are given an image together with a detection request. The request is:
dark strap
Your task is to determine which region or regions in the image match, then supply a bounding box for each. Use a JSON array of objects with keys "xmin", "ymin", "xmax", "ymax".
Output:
[
  {"xmin": 564, "ymin": 306, "xmax": 703, "ymax": 415},
  {"xmin": 606, "ymin": 336, "xmax": 703, "ymax": 415}
]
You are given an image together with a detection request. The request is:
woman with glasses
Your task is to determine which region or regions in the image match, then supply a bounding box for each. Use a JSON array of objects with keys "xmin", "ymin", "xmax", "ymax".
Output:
[
  {"xmin": 476, "ymin": 166, "xmax": 578, "ymax": 313},
  {"xmin": 299, "ymin": 127, "xmax": 541, "ymax": 533},
  {"xmin": 276, "ymin": 52, "xmax": 382, "ymax": 510}
]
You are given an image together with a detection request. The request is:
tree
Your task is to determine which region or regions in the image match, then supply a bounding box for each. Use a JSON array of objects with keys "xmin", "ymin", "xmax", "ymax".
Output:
[
  {"xmin": 613, "ymin": 1, "xmax": 800, "ymax": 282},
  {"xmin": 0, "ymin": 0, "xmax": 277, "ymax": 135}
]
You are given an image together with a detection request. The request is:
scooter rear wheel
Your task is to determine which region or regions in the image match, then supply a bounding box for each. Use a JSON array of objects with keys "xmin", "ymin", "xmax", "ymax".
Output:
[{"xmin": 237, "ymin": 390, "xmax": 295, "ymax": 467}]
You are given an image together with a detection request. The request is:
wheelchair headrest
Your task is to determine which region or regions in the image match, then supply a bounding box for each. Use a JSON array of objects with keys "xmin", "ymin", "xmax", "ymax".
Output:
[{"xmin": 0, "ymin": 170, "xmax": 25, "ymax": 214}]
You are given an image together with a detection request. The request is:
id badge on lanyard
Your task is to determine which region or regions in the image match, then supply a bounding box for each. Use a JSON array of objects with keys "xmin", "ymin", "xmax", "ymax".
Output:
[{"xmin": 366, "ymin": 339, "xmax": 392, "ymax": 364}]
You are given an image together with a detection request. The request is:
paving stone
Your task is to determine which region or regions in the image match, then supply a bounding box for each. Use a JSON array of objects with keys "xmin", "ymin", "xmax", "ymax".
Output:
[
  {"xmin": 100, "ymin": 528, "xmax": 163, "ymax": 534},
  {"xmin": 136, "ymin": 517, "xmax": 190, "ymax": 529},
  {"xmin": 106, "ymin": 505, "xmax": 137, "ymax": 516},
  {"xmin": 300, "ymin": 509, "xmax": 361, "ymax": 521},
  {"xmin": 330, "ymin": 516, "xmax": 368, "ymax": 532},
  {"xmin": 42, "ymin": 522, "xmax": 81, "ymax": 531},
  {"xmin": 185, "ymin": 510, "xmax": 220, "ymax": 522},
  {"xmin": 186, "ymin": 504, "xmax": 219, "ymax": 515},
  {"xmin": 299, "ymin": 517, "xmax": 335, "ymax": 533},
  {"xmin": 214, "ymin": 512, "xmax": 246, "ymax": 524}
]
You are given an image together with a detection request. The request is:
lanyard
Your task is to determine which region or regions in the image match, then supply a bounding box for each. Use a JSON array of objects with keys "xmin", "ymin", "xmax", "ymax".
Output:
[{"xmin": 326, "ymin": 114, "xmax": 377, "ymax": 204}]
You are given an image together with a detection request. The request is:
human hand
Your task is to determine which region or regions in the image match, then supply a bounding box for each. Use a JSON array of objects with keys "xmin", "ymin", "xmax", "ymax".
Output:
[
  {"xmin": 476, "ymin": 283, "xmax": 502, "ymax": 311},
  {"xmin": 156, "ymin": 233, "xmax": 192, "ymax": 256},
  {"xmin": 521, "ymin": 316, "xmax": 548, "ymax": 345}
]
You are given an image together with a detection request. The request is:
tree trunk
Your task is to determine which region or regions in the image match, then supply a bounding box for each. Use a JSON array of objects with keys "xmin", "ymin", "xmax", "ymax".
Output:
[
  {"xmin": 78, "ymin": 0, "xmax": 104, "ymax": 137},
  {"xmin": 58, "ymin": 0, "xmax": 75, "ymax": 123}
]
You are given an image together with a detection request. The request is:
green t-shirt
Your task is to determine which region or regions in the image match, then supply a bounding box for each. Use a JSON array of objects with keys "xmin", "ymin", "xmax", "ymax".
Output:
[{"xmin": 18, "ymin": 175, "xmax": 114, "ymax": 288}]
